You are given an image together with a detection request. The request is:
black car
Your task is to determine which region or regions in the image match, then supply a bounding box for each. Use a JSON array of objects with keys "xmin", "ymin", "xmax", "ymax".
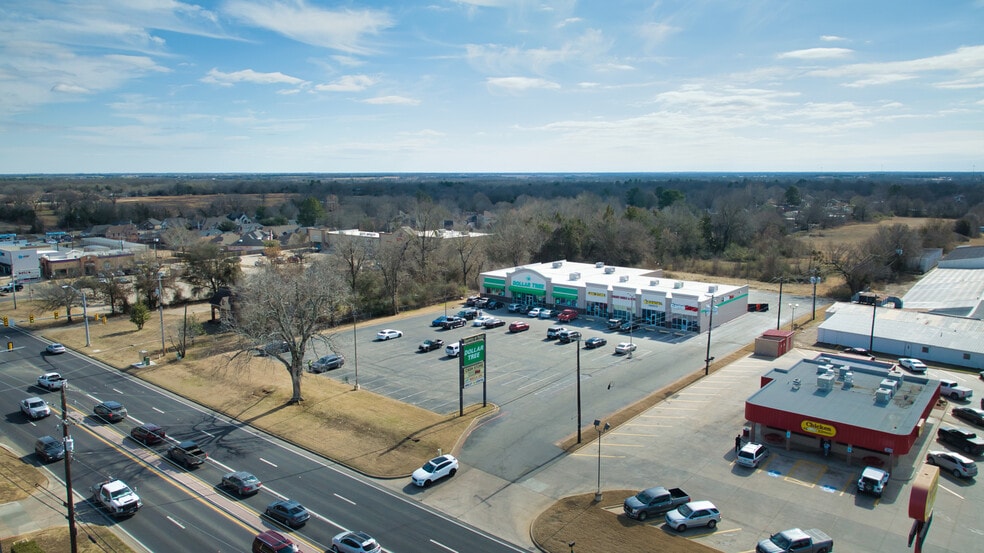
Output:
[
  {"xmin": 93, "ymin": 401, "xmax": 127, "ymax": 423},
  {"xmin": 130, "ymin": 423, "xmax": 166, "ymax": 445},
  {"xmin": 952, "ymin": 407, "xmax": 984, "ymax": 428},
  {"xmin": 457, "ymin": 308, "xmax": 479, "ymax": 320},
  {"xmin": 35, "ymin": 435, "xmax": 65, "ymax": 463},
  {"xmin": 418, "ymin": 339, "xmax": 445, "ymax": 352},
  {"xmin": 937, "ymin": 426, "xmax": 984, "ymax": 455},
  {"xmin": 442, "ymin": 317, "xmax": 466, "ymax": 329},
  {"xmin": 256, "ymin": 341, "xmax": 289, "ymax": 356},
  {"xmin": 485, "ymin": 300, "xmax": 503, "ymax": 310},
  {"xmin": 265, "ymin": 499, "xmax": 310, "ymax": 528},
  {"xmin": 620, "ymin": 320, "xmax": 643, "ymax": 332},
  {"xmin": 483, "ymin": 318, "xmax": 505, "ymax": 329},
  {"xmin": 584, "ymin": 337, "xmax": 607, "ymax": 349}
]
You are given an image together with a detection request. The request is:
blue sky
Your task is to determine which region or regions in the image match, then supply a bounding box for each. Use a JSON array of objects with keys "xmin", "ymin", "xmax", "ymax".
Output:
[{"xmin": 1, "ymin": 0, "xmax": 982, "ymax": 174}]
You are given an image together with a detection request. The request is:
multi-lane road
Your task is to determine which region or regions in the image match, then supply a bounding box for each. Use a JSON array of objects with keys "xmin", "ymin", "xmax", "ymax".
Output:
[{"xmin": 0, "ymin": 327, "xmax": 525, "ymax": 552}]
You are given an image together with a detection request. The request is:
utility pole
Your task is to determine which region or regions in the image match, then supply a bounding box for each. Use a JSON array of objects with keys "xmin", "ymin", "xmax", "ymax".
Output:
[
  {"xmin": 60, "ymin": 385, "xmax": 79, "ymax": 553},
  {"xmin": 776, "ymin": 277, "xmax": 784, "ymax": 330},
  {"xmin": 157, "ymin": 271, "xmax": 165, "ymax": 358}
]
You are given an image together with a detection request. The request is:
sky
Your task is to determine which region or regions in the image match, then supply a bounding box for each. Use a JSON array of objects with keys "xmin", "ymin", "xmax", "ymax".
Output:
[{"xmin": 1, "ymin": 0, "xmax": 982, "ymax": 174}]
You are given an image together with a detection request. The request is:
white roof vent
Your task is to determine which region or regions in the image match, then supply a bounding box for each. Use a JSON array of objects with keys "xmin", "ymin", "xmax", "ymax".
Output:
[
  {"xmin": 569, "ymin": 272, "xmax": 581, "ymax": 281},
  {"xmin": 817, "ymin": 364, "xmax": 834, "ymax": 374},
  {"xmin": 604, "ymin": 266, "xmax": 616, "ymax": 274},
  {"xmin": 619, "ymin": 275, "xmax": 630, "ymax": 283},
  {"xmin": 880, "ymin": 378, "xmax": 898, "ymax": 394},
  {"xmin": 552, "ymin": 261, "xmax": 563, "ymax": 268},
  {"xmin": 708, "ymin": 285, "xmax": 718, "ymax": 293},
  {"xmin": 843, "ymin": 372, "xmax": 854, "ymax": 389},
  {"xmin": 595, "ymin": 261, "xmax": 605, "ymax": 268},
  {"xmin": 673, "ymin": 281, "xmax": 684, "ymax": 289},
  {"xmin": 791, "ymin": 378, "xmax": 801, "ymax": 390},
  {"xmin": 650, "ymin": 279, "xmax": 660, "ymax": 286}
]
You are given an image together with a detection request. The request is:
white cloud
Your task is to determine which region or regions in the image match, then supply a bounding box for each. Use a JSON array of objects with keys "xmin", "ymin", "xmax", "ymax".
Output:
[
  {"xmin": 557, "ymin": 17, "xmax": 582, "ymax": 28},
  {"xmin": 363, "ymin": 95, "xmax": 420, "ymax": 105},
  {"xmin": 778, "ymin": 48, "xmax": 853, "ymax": 60},
  {"xmin": 809, "ymin": 45, "xmax": 984, "ymax": 87},
  {"xmin": 332, "ymin": 55, "xmax": 365, "ymax": 67},
  {"xmin": 466, "ymin": 29, "xmax": 611, "ymax": 75},
  {"xmin": 51, "ymin": 83, "xmax": 91, "ymax": 94},
  {"xmin": 314, "ymin": 74, "xmax": 378, "ymax": 92},
  {"xmin": 820, "ymin": 35, "xmax": 847, "ymax": 42},
  {"xmin": 224, "ymin": 0, "xmax": 394, "ymax": 54},
  {"xmin": 638, "ymin": 22, "xmax": 679, "ymax": 49},
  {"xmin": 487, "ymin": 76, "xmax": 561, "ymax": 92},
  {"xmin": 201, "ymin": 68, "xmax": 306, "ymax": 86}
]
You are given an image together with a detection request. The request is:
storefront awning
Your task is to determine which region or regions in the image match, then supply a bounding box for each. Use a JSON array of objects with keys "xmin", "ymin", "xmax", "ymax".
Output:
[
  {"xmin": 509, "ymin": 284, "xmax": 545, "ymax": 296},
  {"xmin": 484, "ymin": 277, "xmax": 505, "ymax": 290},
  {"xmin": 551, "ymin": 286, "xmax": 579, "ymax": 300}
]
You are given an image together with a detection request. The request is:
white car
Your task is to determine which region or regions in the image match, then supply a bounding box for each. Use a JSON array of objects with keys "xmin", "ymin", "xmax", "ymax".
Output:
[
  {"xmin": 527, "ymin": 307, "xmax": 543, "ymax": 318},
  {"xmin": 664, "ymin": 500, "xmax": 721, "ymax": 532},
  {"xmin": 507, "ymin": 303, "xmax": 523, "ymax": 312},
  {"xmin": 411, "ymin": 454, "xmax": 459, "ymax": 487},
  {"xmin": 735, "ymin": 443, "xmax": 770, "ymax": 468},
  {"xmin": 37, "ymin": 372, "xmax": 67, "ymax": 390},
  {"xmin": 615, "ymin": 342, "xmax": 637, "ymax": 355},
  {"xmin": 331, "ymin": 531, "xmax": 381, "ymax": 553},
  {"xmin": 21, "ymin": 397, "xmax": 51, "ymax": 420},
  {"xmin": 899, "ymin": 358, "xmax": 927, "ymax": 373},
  {"xmin": 538, "ymin": 309, "xmax": 555, "ymax": 319},
  {"xmin": 926, "ymin": 450, "xmax": 978, "ymax": 478},
  {"xmin": 45, "ymin": 343, "xmax": 66, "ymax": 354},
  {"xmin": 473, "ymin": 315, "xmax": 494, "ymax": 327},
  {"xmin": 376, "ymin": 329, "xmax": 403, "ymax": 341}
]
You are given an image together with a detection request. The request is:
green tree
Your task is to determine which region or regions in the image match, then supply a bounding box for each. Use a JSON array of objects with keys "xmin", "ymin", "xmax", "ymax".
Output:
[
  {"xmin": 130, "ymin": 303, "xmax": 150, "ymax": 330},
  {"xmin": 296, "ymin": 197, "xmax": 326, "ymax": 226},
  {"xmin": 182, "ymin": 242, "xmax": 242, "ymax": 297},
  {"xmin": 785, "ymin": 185, "xmax": 802, "ymax": 206}
]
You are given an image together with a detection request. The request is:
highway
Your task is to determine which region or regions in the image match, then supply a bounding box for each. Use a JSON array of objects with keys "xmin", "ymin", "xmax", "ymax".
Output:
[{"xmin": 0, "ymin": 327, "xmax": 525, "ymax": 553}]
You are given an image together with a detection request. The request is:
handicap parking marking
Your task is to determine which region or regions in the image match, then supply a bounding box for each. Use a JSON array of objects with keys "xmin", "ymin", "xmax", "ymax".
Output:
[
  {"xmin": 784, "ymin": 460, "xmax": 827, "ymax": 488},
  {"xmin": 817, "ymin": 466, "xmax": 856, "ymax": 495}
]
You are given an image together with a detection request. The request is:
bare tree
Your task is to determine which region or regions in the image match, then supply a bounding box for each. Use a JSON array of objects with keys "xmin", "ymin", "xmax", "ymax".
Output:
[
  {"xmin": 333, "ymin": 234, "xmax": 375, "ymax": 293},
  {"xmin": 33, "ymin": 281, "xmax": 86, "ymax": 323},
  {"xmin": 231, "ymin": 261, "xmax": 351, "ymax": 404},
  {"xmin": 161, "ymin": 226, "xmax": 201, "ymax": 254},
  {"xmin": 376, "ymin": 236, "xmax": 412, "ymax": 315},
  {"xmin": 446, "ymin": 233, "xmax": 486, "ymax": 287}
]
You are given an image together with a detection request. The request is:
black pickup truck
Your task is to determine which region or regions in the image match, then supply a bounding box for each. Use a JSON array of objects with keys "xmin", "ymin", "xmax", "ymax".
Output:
[
  {"xmin": 168, "ymin": 440, "xmax": 208, "ymax": 469},
  {"xmin": 938, "ymin": 426, "xmax": 984, "ymax": 455}
]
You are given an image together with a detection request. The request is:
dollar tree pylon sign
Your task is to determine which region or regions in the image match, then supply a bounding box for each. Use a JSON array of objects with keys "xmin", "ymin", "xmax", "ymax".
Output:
[{"xmin": 460, "ymin": 334, "xmax": 486, "ymax": 388}]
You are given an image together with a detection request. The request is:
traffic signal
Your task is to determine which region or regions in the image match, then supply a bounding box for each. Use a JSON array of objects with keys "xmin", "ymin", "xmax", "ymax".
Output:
[
  {"xmin": 54, "ymin": 311, "xmax": 59, "ymax": 319},
  {"xmin": 2, "ymin": 316, "xmax": 7, "ymax": 327},
  {"xmin": 29, "ymin": 314, "xmax": 34, "ymax": 323}
]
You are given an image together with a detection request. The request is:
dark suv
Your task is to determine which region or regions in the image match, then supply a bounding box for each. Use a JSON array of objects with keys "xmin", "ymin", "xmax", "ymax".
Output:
[
  {"xmin": 442, "ymin": 317, "xmax": 466, "ymax": 329},
  {"xmin": 93, "ymin": 401, "xmax": 127, "ymax": 423},
  {"xmin": 457, "ymin": 309, "xmax": 479, "ymax": 320},
  {"xmin": 130, "ymin": 423, "xmax": 166, "ymax": 445},
  {"xmin": 35, "ymin": 435, "xmax": 65, "ymax": 463}
]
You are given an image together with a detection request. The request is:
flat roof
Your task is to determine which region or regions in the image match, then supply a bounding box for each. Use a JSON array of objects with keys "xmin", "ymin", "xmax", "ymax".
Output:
[
  {"xmin": 901, "ymin": 266, "xmax": 984, "ymax": 318},
  {"xmin": 819, "ymin": 302, "xmax": 984, "ymax": 352},
  {"xmin": 747, "ymin": 354, "xmax": 937, "ymax": 436}
]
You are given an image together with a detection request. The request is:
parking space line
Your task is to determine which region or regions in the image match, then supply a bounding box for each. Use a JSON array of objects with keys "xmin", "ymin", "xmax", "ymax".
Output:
[
  {"xmin": 938, "ymin": 484, "xmax": 965, "ymax": 499},
  {"xmin": 571, "ymin": 452, "xmax": 626, "ymax": 458},
  {"xmin": 783, "ymin": 460, "xmax": 827, "ymax": 488},
  {"xmin": 638, "ymin": 414, "xmax": 685, "ymax": 419},
  {"xmin": 624, "ymin": 423, "xmax": 677, "ymax": 428},
  {"xmin": 611, "ymin": 431, "xmax": 663, "ymax": 436}
]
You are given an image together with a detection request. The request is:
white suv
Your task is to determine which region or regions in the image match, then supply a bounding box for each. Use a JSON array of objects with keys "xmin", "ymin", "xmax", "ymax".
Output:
[
  {"xmin": 736, "ymin": 443, "xmax": 770, "ymax": 468},
  {"xmin": 21, "ymin": 397, "xmax": 51, "ymax": 420},
  {"xmin": 926, "ymin": 450, "xmax": 977, "ymax": 478}
]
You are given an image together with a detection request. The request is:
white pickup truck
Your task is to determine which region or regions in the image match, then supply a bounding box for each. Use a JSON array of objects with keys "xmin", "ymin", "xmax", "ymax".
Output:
[
  {"xmin": 37, "ymin": 372, "xmax": 66, "ymax": 390},
  {"xmin": 940, "ymin": 379, "xmax": 973, "ymax": 400},
  {"xmin": 91, "ymin": 479, "xmax": 142, "ymax": 517}
]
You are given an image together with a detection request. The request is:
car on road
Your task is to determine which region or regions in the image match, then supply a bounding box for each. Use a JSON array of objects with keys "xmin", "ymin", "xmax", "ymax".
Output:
[
  {"xmin": 483, "ymin": 318, "xmax": 505, "ymax": 329},
  {"xmin": 331, "ymin": 531, "xmax": 382, "ymax": 553},
  {"xmin": 442, "ymin": 316, "xmax": 466, "ymax": 329},
  {"xmin": 899, "ymin": 358, "xmax": 928, "ymax": 373},
  {"xmin": 756, "ymin": 528, "xmax": 833, "ymax": 553},
  {"xmin": 255, "ymin": 341, "xmax": 289, "ymax": 356},
  {"xmin": 527, "ymin": 307, "xmax": 543, "ymax": 318},
  {"xmin": 736, "ymin": 442, "xmax": 770, "ymax": 468},
  {"xmin": 508, "ymin": 321, "xmax": 530, "ymax": 333},
  {"xmin": 457, "ymin": 308, "xmax": 479, "ymax": 320},
  {"xmin": 926, "ymin": 450, "xmax": 978, "ymax": 478},
  {"xmin": 221, "ymin": 471, "xmax": 263, "ymax": 495},
  {"xmin": 130, "ymin": 423, "xmax": 166, "ymax": 445},
  {"xmin": 615, "ymin": 342, "xmax": 637, "ymax": 355},
  {"xmin": 473, "ymin": 315, "xmax": 494, "ymax": 326},
  {"xmin": 431, "ymin": 315, "xmax": 450, "ymax": 327},
  {"xmin": 418, "ymin": 339, "xmax": 445, "ymax": 352},
  {"xmin": 584, "ymin": 337, "xmax": 607, "ymax": 349},
  {"xmin": 376, "ymin": 329, "xmax": 403, "ymax": 340},
  {"xmin": 953, "ymin": 407, "xmax": 984, "ymax": 427},
  {"xmin": 664, "ymin": 500, "xmax": 721, "ymax": 532},
  {"xmin": 620, "ymin": 320, "xmax": 643, "ymax": 332},
  {"xmin": 445, "ymin": 343, "xmax": 461, "ymax": 357},
  {"xmin": 45, "ymin": 343, "xmax": 66, "ymax": 354},
  {"xmin": 310, "ymin": 353, "xmax": 345, "ymax": 372},
  {"xmin": 252, "ymin": 530, "xmax": 299, "ymax": 553},
  {"xmin": 21, "ymin": 397, "xmax": 50, "ymax": 419},
  {"xmin": 264, "ymin": 499, "xmax": 310, "ymax": 528},
  {"xmin": 35, "ymin": 435, "xmax": 65, "ymax": 463},
  {"xmin": 37, "ymin": 372, "xmax": 66, "ymax": 390},
  {"xmin": 93, "ymin": 400, "xmax": 127, "ymax": 423},
  {"xmin": 558, "ymin": 330, "xmax": 582, "ymax": 344},
  {"xmin": 412, "ymin": 454, "xmax": 459, "ymax": 487},
  {"xmin": 856, "ymin": 466, "xmax": 890, "ymax": 497}
]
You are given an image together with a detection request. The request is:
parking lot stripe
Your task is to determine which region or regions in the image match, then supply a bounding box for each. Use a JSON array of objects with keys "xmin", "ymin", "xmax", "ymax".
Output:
[
  {"xmin": 783, "ymin": 460, "xmax": 827, "ymax": 488},
  {"xmin": 938, "ymin": 483, "xmax": 964, "ymax": 499}
]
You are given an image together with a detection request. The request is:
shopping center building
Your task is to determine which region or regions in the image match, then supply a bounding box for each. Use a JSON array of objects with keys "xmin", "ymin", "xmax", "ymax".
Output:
[{"xmin": 479, "ymin": 260, "xmax": 748, "ymax": 333}]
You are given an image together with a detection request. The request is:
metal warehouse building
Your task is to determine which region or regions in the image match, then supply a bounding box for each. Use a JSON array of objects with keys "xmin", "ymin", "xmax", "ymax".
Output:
[
  {"xmin": 479, "ymin": 260, "xmax": 748, "ymax": 333},
  {"xmin": 745, "ymin": 354, "xmax": 940, "ymax": 463}
]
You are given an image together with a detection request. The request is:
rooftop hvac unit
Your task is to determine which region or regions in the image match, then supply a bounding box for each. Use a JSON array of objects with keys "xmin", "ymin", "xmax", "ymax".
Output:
[
  {"xmin": 619, "ymin": 275, "xmax": 630, "ymax": 282},
  {"xmin": 817, "ymin": 357, "xmax": 831, "ymax": 364},
  {"xmin": 836, "ymin": 366, "xmax": 850, "ymax": 380},
  {"xmin": 880, "ymin": 378, "xmax": 898, "ymax": 394},
  {"xmin": 552, "ymin": 261, "xmax": 563, "ymax": 268},
  {"xmin": 886, "ymin": 370, "xmax": 903, "ymax": 383},
  {"xmin": 875, "ymin": 388, "xmax": 893, "ymax": 403},
  {"xmin": 816, "ymin": 364, "xmax": 834, "ymax": 374},
  {"xmin": 673, "ymin": 281, "xmax": 684, "ymax": 289},
  {"xmin": 650, "ymin": 279, "xmax": 660, "ymax": 286},
  {"xmin": 604, "ymin": 266, "xmax": 616, "ymax": 274},
  {"xmin": 708, "ymin": 285, "xmax": 718, "ymax": 293},
  {"xmin": 843, "ymin": 372, "xmax": 854, "ymax": 389},
  {"xmin": 817, "ymin": 372, "xmax": 835, "ymax": 391},
  {"xmin": 569, "ymin": 272, "xmax": 581, "ymax": 281},
  {"xmin": 595, "ymin": 261, "xmax": 605, "ymax": 268}
]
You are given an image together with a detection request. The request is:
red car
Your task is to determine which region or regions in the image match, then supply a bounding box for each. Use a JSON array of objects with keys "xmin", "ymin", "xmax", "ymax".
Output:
[
  {"xmin": 558, "ymin": 309, "xmax": 578, "ymax": 322},
  {"xmin": 508, "ymin": 321, "xmax": 530, "ymax": 333}
]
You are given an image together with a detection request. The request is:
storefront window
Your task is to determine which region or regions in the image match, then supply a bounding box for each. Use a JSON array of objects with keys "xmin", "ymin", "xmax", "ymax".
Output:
[
  {"xmin": 586, "ymin": 302, "xmax": 608, "ymax": 317},
  {"xmin": 642, "ymin": 310, "xmax": 666, "ymax": 327}
]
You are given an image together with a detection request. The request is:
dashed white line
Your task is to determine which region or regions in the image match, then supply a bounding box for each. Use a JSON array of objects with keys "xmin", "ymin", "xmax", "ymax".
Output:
[
  {"xmin": 152, "ymin": 407, "xmax": 165, "ymax": 414},
  {"xmin": 166, "ymin": 516, "xmax": 186, "ymax": 529},
  {"xmin": 259, "ymin": 457, "xmax": 278, "ymax": 468},
  {"xmin": 430, "ymin": 539, "xmax": 457, "ymax": 552},
  {"xmin": 112, "ymin": 388, "xmax": 124, "ymax": 395},
  {"xmin": 333, "ymin": 493, "xmax": 356, "ymax": 505}
]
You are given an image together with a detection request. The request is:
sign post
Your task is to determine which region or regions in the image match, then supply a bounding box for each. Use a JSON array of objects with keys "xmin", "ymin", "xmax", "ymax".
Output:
[{"xmin": 459, "ymin": 334, "xmax": 487, "ymax": 416}]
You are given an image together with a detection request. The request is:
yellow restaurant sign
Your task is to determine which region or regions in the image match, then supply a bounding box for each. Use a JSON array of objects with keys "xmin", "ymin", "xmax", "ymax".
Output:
[{"xmin": 801, "ymin": 420, "xmax": 836, "ymax": 437}]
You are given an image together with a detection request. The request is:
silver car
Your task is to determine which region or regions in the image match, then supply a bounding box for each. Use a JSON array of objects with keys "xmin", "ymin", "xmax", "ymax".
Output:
[
  {"xmin": 926, "ymin": 450, "xmax": 978, "ymax": 478},
  {"xmin": 665, "ymin": 500, "xmax": 721, "ymax": 532},
  {"xmin": 310, "ymin": 354, "xmax": 344, "ymax": 373}
]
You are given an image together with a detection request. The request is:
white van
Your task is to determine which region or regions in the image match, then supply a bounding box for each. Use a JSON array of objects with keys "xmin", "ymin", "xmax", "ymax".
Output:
[{"xmin": 445, "ymin": 343, "xmax": 460, "ymax": 357}]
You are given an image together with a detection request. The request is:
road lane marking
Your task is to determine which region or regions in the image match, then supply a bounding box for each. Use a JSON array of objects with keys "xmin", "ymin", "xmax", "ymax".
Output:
[
  {"xmin": 938, "ymin": 483, "xmax": 964, "ymax": 499},
  {"xmin": 333, "ymin": 493, "xmax": 356, "ymax": 505},
  {"xmin": 260, "ymin": 457, "xmax": 278, "ymax": 468},
  {"xmin": 167, "ymin": 516, "xmax": 186, "ymax": 529},
  {"xmin": 152, "ymin": 406, "xmax": 165, "ymax": 414},
  {"xmin": 430, "ymin": 539, "xmax": 458, "ymax": 552}
]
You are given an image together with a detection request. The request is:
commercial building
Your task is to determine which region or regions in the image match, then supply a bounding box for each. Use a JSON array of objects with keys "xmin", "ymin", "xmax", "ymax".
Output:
[
  {"xmin": 479, "ymin": 260, "xmax": 748, "ymax": 333},
  {"xmin": 745, "ymin": 354, "xmax": 939, "ymax": 462}
]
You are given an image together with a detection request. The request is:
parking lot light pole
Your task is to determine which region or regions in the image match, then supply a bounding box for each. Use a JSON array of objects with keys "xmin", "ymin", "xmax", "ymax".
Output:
[
  {"xmin": 576, "ymin": 335, "xmax": 582, "ymax": 444},
  {"xmin": 628, "ymin": 314, "xmax": 634, "ymax": 359},
  {"xmin": 789, "ymin": 303, "xmax": 798, "ymax": 330},
  {"xmin": 594, "ymin": 419, "xmax": 610, "ymax": 502},
  {"xmin": 352, "ymin": 306, "xmax": 360, "ymax": 391},
  {"xmin": 704, "ymin": 294, "xmax": 715, "ymax": 376},
  {"xmin": 157, "ymin": 271, "xmax": 165, "ymax": 358},
  {"xmin": 810, "ymin": 273, "xmax": 820, "ymax": 321},
  {"xmin": 61, "ymin": 285, "xmax": 90, "ymax": 347}
]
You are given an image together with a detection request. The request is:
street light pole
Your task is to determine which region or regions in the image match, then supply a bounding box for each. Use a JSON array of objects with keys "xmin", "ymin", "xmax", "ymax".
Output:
[
  {"xmin": 810, "ymin": 272, "xmax": 820, "ymax": 321},
  {"xmin": 157, "ymin": 271, "xmax": 165, "ymax": 358},
  {"xmin": 704, "ymin": 294, "xmax": 715, "ymax": 376},
  {"xmin": 60, "ymin": 384, "xmax": 79, "ymax": 553},
  {"xmin": 61, "ymin": 285, "xmax": 90, "ymax": 347},
  {"xmin": 576, "ymin": 335, "xmax": 582, "ymax": 444},
  {"xmin": 352, "ymin": 306, "xmax": 360, "ymax": 391},
  {"xmin": 594, "ymin": 419, "xmax": 610, "ymax": 502},
  {"xmin": 776, "ymin": 277, "xmax": 784, "ymax": 330},
  {"xmin": 869, "ymin": 299, "xmax": 877, "ymax": 352},
  {"xmin": 789, "ymin": 303, "xmax": 798, "ymax": 330}
]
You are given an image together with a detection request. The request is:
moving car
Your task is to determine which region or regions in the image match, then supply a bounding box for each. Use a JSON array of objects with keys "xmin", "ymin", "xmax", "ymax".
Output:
[
  {"xmin": 21, "ymin": 397, "xmax": 51, "ymax": 419},
  {"xmin": 483, "ymin": 318, "xmax": 505, "ymax": 329},
  {"xmin": 952, "ymin": 407, "xmax": 984, "ymax": 427},
  {"xmin": 584, "ymin": 337, "xmax": 607, "ymax": 349},
  {"xmin": 615, "ymin": 342, "xmax": 637, "ymax": 355},
  {"xmin": 431, "ymin": 315, "xmax": 450, "ymax": 327},
  {"xmin": 376, "ymin": 329, "xmax": 403, "ymax": 340},
  {"xmin": 168, "ymin": 440, "xmax": 208, "ymax": 469},
  {"xmin": 508, "ymin": 321, "xmax": 530, "ymax": 333},
  {"xmin": 221, "ymin": 471, "xmax": 263, "ymax": 495},
  {"xmin": 445, "ymin": 343, "xmax": 460, "ymax": 357},
  {"xmin": 93, "ymin": 400, "xmax": 127, "ymax": 423},
  {"xmin": 736, "ymin": 442, "xmax": 770, "ymax": 468},
  {"xmin": 664, "ymin": 500, "xmax": 721, "ymax": 532},
  {"xmin": 473, "ymin": 315, "xmax": 494, "ymax": 326},
  {"xmin": 35, "ymin": 435, "xmax": 65, "ymax": 463},
  {"xmin": 926, "ymin": 450, "xmax": 978, "ymax": 478},
  {"xmin": 252, "ymin": 530, "xmax": 299, "ymax": 553},
  {"xmin": 856, "ymin": 466, "xmax": 890, "ymax": 497},
  {"xmin": 310, "ymin": 353, "xmax": 345, "ymax": 372},
  {"xmin": 898, "ymin": 358, "xmax": 928, "ymax": 373},
  {"xmin": 130, "ymin": 423, "xmax": 166, "ymax": 445},
  {"xmin": 411, "ymin": 454, "xmax": 459, "ymax": 487},
  {"xmin": 331, "ymin": 531, "xmax": 382, "ymax": 553},
  {"xmin": 418, "ymin": 339, "xmax": 445, "ymax": 352},
  {"xmin": 37, "ymin": 372, "xmax": 66, "ymax": 390},
  {"xmin": 264, "ymin": 499, "xmax": 310, "ymax": 528},
  {"xmin": 45, "ymin": 343, "xmax": 66, "ymax": 354}
]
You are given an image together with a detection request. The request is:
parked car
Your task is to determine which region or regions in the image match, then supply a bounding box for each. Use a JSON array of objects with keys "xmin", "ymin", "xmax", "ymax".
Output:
[
  {"xmin": 431, "ymin": 315, "xmax": 450, "ymax": 327},
  {"xmin": 546, "ymin": 326, "xmax": 567, "ymax": 340},
  {"xmin": 623, "ymin": 486, "xmax": 691, "ymax": 520},
  {"xmin": 538, "ymin": 309, "xmax": 555, "ymax": 319},
  {"xmin": 557, "ymin": 309, "xmax": 578, "ymax": 322},
  {"xmin": 376, "ymin": 329, "xmax": 403, "ymax": 340},
  {"xmin": 898, "ymin": 358, "xmax": 928, "ymax": 373},
  {"xmin": 953, "ymin": 407, "xmax": 984, "ymax": 427},
  {"xmin": 45, "ymin": 343, "xmax": 66, "ymax": 355},
  {"xmin": 411, "ymin": 454, "xmax": 459, "ymax": 487},
  {"xmin": 940, "ymin": 380, "xmax": 973, "ymax": 400},
  {"xmin": 221, "ymin": 471, "xmax": 262, "ymax": 495},
  {"xmin": 473, "ymin": 315, "xmax": 494, "ymax": 326},
  {"xmin": 584, "ymin": 337, "xmax": 607, "ymax": 349},
  {"xmin": 252, "ymin": 530, "xmax": 299, "ymax": 553},
  {"xmin": 937, "ymin": 426, "xmax": 984, "ymax": 455},
  {"xmin": 607, "ymin": 318, "xmax": 624, "ymax": 330},
  {"xmin": 35, "ymin": 435, "xmax": 65, "ymax": 463},
  {"xmin": 21, "ymin": 397, "xmax": 51, "ymax": 419},
  {"xmin": 130, "ymin": 423, "xmax": 166, "ymax": 445},
  {"xmin": 255, "ymin": 341, "xmax": 289, "ymax": 356},
  {"xmin": 331, "ymin": 531, "xmax": 382, "ymax": 553},
  {"xmin": 507, "ymin": 303, "xmax": 523, "ymax": 312},
  {"xmin": 457, "ymin": 308, "xmax": 479, "ymax": 320},
  {"xmin": 264, "ymin": 499, "xmax": 310, "ymax": 528},
  {"xmin": 442, "ymin": 317, "xmax": 466, "ymax": 329},
  {"xmin": 418, "ymin": 339, "xmax": 445, "ymax": 352},
  {"xmin": 465, "ymin": 295, "xmax": 480, "ymax": 306},
  {"xmin": 445, "ymin": 343, "xmax": 460, "ymax": 357},
  {"xmin": 558, "ymin": 330, "xmax": 582, "ymax": 344},
  {"xmin": 926, "ymin": 450, "xmax": 978, "ymax": 478},
  {"xmin": 485, "ymin": 300, "xmax": 503, "ymax": 310},
  {"xmin": 93, "ymin": 400, "xmax": 127, "ymax": 422},
  {"xmin": 756, "ymin": 528, "xmax": 833, "ymax": 553},
  {"xmin": 509, "ymin": 321, "xmax": 530, "ymax": 333},
  {"xmin": 664, "ymin": 500, "xmax": 721, "ymax": 532},
  {"xmin": 310, "ymin": 353, "xmax": 345, "ymax": 372},
  {"xmin": 615, "ymin": 342, "xmax": 637, "ymax": 355},
  {"xmin": 842, "ymin": 347, "xmax": 875, "ymax": 359},
  {"xmin": 483, "ymin": 318, "xmax": 505, "ymax": 329},
  {"xmin": 620, "ymin": 320, "xmax": 643, "ymax": 332},
  {"xmin": 736, "ymin": 442, "xmax": 769, "ymax": 467},
  {"xmin": 856, "ymin": 466, "xmax": 890, "ymax": 497},
  {"xmin": 527, "ymin": 307, "xmax": 543, "ymax": 318},
  {"xmin": 474, "ymin": 297, "xmax": 489, "ymax": 308}
]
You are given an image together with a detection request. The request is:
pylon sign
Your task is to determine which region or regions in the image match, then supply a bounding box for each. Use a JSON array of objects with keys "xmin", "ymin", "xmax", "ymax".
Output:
[{"xmin": 460, "ymin": 334, "xmax": 486, "ymax": 388}]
